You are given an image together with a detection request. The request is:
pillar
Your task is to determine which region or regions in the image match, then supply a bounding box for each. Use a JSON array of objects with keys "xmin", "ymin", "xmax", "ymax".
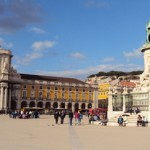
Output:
[
  {"xmin": 123, "ymin": 87, "xmax": 128, "ymax": 113},
  {"xmin": 93, "ymin": 87, "xmax": 98, "ymax": 108},
  {"xmin": 8, "ymin": 87, "xmax": 12, "ymax": 109},
  {"xmin": 0, "ymin": 86, "xmax": 4, "ymax": 110},
  {"xmin": 107, "ymin": 90, "xmax": 113, "ymax": 120},
  {"xmin": 4, "ymin": 86, "xmax": 8, "ymax": 110}
]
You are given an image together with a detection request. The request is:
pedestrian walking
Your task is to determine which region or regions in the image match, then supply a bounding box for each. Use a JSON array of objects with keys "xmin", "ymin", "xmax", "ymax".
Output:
[
  {"xmin": 69, "ymin": 110, "xmax": 74, "ymax": 126},
  {"xmin": 60, "ymin": 110, "xmax": 65, "ymax": 124},
  {"xmin": 54, "ymin": 111, "xmax": 60, "ymax": 124}
]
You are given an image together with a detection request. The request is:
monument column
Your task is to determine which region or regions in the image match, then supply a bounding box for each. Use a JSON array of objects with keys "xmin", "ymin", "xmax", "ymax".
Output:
[{"xmin": 107, "ymin": 89, "xmax": 113, "ymax": 120}]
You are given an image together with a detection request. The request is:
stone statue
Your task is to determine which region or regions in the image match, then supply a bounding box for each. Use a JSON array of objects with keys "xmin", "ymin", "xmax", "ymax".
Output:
[{"xmin": 146, "ymin": 21, "xmax": 150, "ymax": 43}]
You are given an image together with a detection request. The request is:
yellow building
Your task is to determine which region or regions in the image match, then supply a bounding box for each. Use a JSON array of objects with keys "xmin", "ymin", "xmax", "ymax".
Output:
[
  {"xmin": 98, "ymin": 83, "xmax": 110, "ymax": 108},
  {"xmin": 18, "ymin": 74, "xmax": 95, "ymax": 112}
]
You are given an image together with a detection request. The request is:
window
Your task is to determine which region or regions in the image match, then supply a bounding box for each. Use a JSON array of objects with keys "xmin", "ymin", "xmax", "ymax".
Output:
[
  {"xmin": 31, "ymin": 85, "xmax": 34, "ymax": 90},
  {"xmin": 69, "ymin": 92, "xmax": 72, "ymax": 99},
  {"xmin": 40, "ymin": 86, "xmax": 42, "ymax": 90},
  {"xmin": 62, "ymin": 92, "xmax": 65, "ymax": 99},
  {"xmin": 39, "ymin": 91, "xmax": 42, "ymax": 98},
  {"xmin": 76, "ymin": 93, "xmax": 79, "ymax": 99},
  {"xmin": 69, "ymin": 88, "xmax": 72, "ymax": 91},
  {"xmin": 55, "ymin": 87, "xmax": 58, "ymax": 91},
  {"xmin": 47, "ymin": 92, "xmax": 50, "ymax": 99},
  {"xmin": 54, "ymin": 91, "xmax": 57, "ymax": 98},
  {"xmin": 31, "ymin": 91, "xmax": 35, "ymax": 97},
  {"xmin": 23, "ymin": 90, "xmax": 27, "ymax": 97},
  {"xmin": 89, "ymin": 93, "xmax": 92, "ymax": 100}
]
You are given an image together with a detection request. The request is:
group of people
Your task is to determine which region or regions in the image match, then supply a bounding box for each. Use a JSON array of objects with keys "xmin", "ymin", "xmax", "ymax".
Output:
[
  {"xmin": 137, "ymin": 115, "xmax": 148, "ymax": 127},
  {"xmin": 54, "ymin": 110, "xmax": 83, "ymax": 126},
  {"xmin": 54, "ymin": 110, "xmax": 66, "ymax": 124},
  {"xmin": 9, "ymin": 109, "xmax": 40, "ymax": 119}
]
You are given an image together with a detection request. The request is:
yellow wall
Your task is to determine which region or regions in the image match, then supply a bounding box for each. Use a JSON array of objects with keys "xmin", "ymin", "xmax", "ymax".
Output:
[
  {"xmin": 22, "ymin": 84, "xmax": 94, "ymax": 102},
  {"xmin": 98, "ymin": 83, "xmax": 110, "ymax": 100}
]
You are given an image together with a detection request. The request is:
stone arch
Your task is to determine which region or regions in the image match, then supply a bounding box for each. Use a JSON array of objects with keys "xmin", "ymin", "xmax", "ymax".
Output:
[
  {"xmin": 67, "ymin": 103, "xmax": 72, "ymax": 110},
  {"xmin": 11, "ymin": 100, "xmax": 17, "ymax": 110},
  {"xmin": 60, "ymin": 102, "xmax": 65, "ymax": 109},
  {"xmin": 74, "ymin": 103, "xmax": 79, "ymax": 112},
  {"xmin": 53, "ymin": 102, "xmax": 58, "ymax": 108},
  {"xmin": 88, "ymin": 103, "xmax": 92, "ymax": 109},
  {"xmin": 21, "ymin": 101, "xmax": 27, "ymax": 109},
  {"xmin": 45, "ymin": 102, "xmax": 51, "ymax": 109},
  {"xmin": 37, "ymin": 101, "xmax": 43, "ymax": 108},
  {"xmin": 29, "ymin": 101, "xmax": 35, "ymax": 107},
  {"xmin": 81, "ymin": 103, "xmax": 86, "ymax": 110}
]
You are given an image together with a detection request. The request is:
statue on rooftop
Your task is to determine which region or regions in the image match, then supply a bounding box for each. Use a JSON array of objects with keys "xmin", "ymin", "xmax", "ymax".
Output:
[{"xmin": 146, "ymin": 21, "xmax": 150, "ymax": 43}]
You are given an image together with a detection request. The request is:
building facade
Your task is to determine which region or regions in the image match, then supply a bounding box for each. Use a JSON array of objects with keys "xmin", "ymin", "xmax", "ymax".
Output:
[{"xmin": 0, "ymin": 48, "xmax": 98, "ymax": 112}]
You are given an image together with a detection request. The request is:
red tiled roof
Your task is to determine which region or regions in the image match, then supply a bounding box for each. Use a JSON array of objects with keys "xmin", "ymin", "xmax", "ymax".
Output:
[
  {"xmin": 119, "ymin": 81, "xmax": 136, "ymax": 87},
  {"xmin": 20, "ymin": 73, "xmax": 86, "ymax": 84}
]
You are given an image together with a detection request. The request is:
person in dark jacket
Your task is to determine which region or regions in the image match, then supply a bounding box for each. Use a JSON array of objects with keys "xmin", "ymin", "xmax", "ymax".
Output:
[
  {"xmin": 68, "ymin": 110, "xmax": 74, "ymax": 126},
  {"xmin": 60, "ymin": 110, "xmax": 65, "ymax": 124},
  {"xmin": 54, "ymin": 111, "xmax": 60, "ymax": 124}
]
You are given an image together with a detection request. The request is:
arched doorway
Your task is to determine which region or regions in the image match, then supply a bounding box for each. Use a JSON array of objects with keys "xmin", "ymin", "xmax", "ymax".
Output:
[
  {"xmin": 74, "ymin": 103, "xmax": 79, "ymax": 112},
  {"xmin": 29, "ymin": 101, "xmax": 35, "ymax": 107},
  {"xmin": 81, "ymin": 103, "xmax": 85, "ymax": 110},
  {"xmin": 53, "ymin": 102, "xmax": 58, "ymax": 108},
  {"xmin": 88, "ymin": 103, "xmax": 92, "ymax": 109},
  {"xmin": 45, "ymin": 102, "xmax": 51, "ymax": 109},
  {"xmin": 11, "ymin": 100, "xmax": 17, "ymax": 110},
  {"xmin": 60, "ymin": 102, "xmax": 65, "ymax": 109},
  {"xmin": 37, "ymin": 102, "xmax": 43, "ymax": 108},
  {"xmin": 67, "ymin": 103, "xmax": 72, "ymax": 110},
  {"xmin": 21, "ymin": 101, "xmax": 27, "ymax": 109}
]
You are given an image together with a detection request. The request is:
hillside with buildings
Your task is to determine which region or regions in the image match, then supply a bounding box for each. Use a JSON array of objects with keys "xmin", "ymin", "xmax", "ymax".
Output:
[{"xmin": 85, "ymin": 71, "xmax": 143, "ymax": 109}]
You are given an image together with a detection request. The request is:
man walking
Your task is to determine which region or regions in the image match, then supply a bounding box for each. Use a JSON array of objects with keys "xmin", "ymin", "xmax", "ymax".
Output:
[{"xmin": 69, "ymin": 110, "xmax": 73, "ymax": 126}]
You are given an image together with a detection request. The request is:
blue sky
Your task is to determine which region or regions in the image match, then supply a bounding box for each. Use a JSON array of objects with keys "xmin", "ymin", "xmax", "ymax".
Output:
[{"xmin": 0, "ymin": 0, "xmax": 149, "ymax": 80}]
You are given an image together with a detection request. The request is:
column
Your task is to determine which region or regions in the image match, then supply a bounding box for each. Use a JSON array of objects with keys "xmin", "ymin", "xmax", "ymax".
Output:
[
  {"xmin": 8, "ymin": 87, "xmax": 12, "ymax": 109},
  {"xmin": 107, "ymin": 90, "xmax": 113, "ymax": 120},
  {"xmin": 16, "ymin": 89, "xmax": 20, "ymax": 109},
  {"xmin": 93, "ymin": 87, "xmax": 98, "ymax": 108},
  {"xmin": 148, "ymin": 92, "xmax": 150, "ymax": 121},
  {"xmin": 4, "ymin": 86, "xmax": 8, "ymax": 110},
  {"xmin": 0, "ymin": 86, "xmax": 4, "ymax": 110},
  {"xmin": 123, "ymin": 88, "xmax": 128, "ymax": 113}
]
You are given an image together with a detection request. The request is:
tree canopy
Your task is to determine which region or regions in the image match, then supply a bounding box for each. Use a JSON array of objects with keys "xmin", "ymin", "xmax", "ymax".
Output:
[{"xmin": 88, "ymin": 70, "xmax": 143, "ymax": 78}]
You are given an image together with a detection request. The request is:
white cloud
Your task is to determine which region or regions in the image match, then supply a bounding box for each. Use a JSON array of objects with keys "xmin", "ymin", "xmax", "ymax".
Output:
[
  {"xmin": 14, "ymin": 52, "xmax": 42, "ymax": 65},
  {"xmin": 71, "ymin": 52, "xmax": 85, "ymax": 59},
  {"xmin": 15, "ymin": 40, "xmax": 56, "ymax": 65},
  {"xmin": 36, "ymin": 63, "xmax": 143, "ymax": 80},
  {"xmin": 123, "ymin": 49, "xmax": 142, "ymax": 59},
  {"xmin": 30, "ymin": 27, "xmax": 46, "ymax": 34},
  {"xmin": 101, "ymin": 57, "xmax": 115, "ymax": 62},
  {"xmin": 32, "ymin": 40, "xmax": 56, "ymax": 51},
  {"xmin": 0, "ymin": 38, "xmax": 13, "ymax": 48}
]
